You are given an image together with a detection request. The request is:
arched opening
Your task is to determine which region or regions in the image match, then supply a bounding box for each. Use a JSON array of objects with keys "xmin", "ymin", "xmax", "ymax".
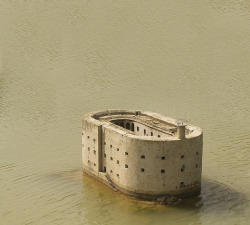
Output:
[
  {"xmin": 110, "ymin": 119, "xmax": 168, "ymax": 137},
  {"xmin": 131, "ymin": 123, "xmax": 134, "ymax": 131}
]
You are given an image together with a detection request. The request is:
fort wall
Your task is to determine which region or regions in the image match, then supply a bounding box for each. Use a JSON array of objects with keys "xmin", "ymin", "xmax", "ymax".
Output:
[{"xmin": 82, "ymin": 110, "xmax": 203, "ymax": 201}]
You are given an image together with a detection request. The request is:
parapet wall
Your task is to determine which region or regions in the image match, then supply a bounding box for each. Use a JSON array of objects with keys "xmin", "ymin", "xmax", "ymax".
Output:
[{"xmin": 82, "ymin": 110, "xmax": 203, "ymax": 200}]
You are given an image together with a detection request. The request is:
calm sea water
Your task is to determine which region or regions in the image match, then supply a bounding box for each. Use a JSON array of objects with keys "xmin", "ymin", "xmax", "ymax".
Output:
[{"xmin": 0, "ymin": 1, "xmax": 249, "ymax": 224}]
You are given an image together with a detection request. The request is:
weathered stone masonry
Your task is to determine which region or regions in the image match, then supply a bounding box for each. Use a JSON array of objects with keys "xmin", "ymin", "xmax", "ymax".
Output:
[{"xmin": 82, "ymin": 110, "xmax": 203, "ymax": 201}]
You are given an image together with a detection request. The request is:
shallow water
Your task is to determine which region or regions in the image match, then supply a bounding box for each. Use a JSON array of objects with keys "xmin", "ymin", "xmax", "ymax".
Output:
[{"xmin": 0, "ymin": 0, "xmax": 250, "ymax": 224}]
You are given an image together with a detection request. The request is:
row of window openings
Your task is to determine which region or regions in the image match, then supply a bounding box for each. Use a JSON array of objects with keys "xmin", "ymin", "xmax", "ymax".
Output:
[
  {"xmin": 115, "ymin": 122, "xmax": 135, "ymax": 132},
  {"xmin": 104, "ymin": 167, "xmax": 197, "ymax": 173},
  {"xmin": 83, "ymin": 134, "xmax": 161, "ymax": 143},
  {"xmin": 103, "ymin": 154, "xmax": 198, "ymax": 168},
  {"xmin": 87, "ymin": 141, "xmax": 200, "ymax": 157},
  {"xmin": 114, "ymin": 123, "xmax": 161, "ymax": 138},
  {"xmin": 82, "ymin": 133, "xmax": 96, "ymax": 143},
  {"xmin": 86, "ymin": 148, "xmax": 128, "ymax": 156},
  {"xmin": 85, "ymin": 145, "xmax": 199, "ymax": 159},
  {"xmin": 85, "ymin": 147, "xmax": 199, "ymax": 159},
  {"xmin": 103, "ymin": 166, "xmax": 164, "ymax": 174},
  {"xmin": 84, "ymin": 130, "xmax": 197, "ymax": 139},
  {"xmin": 84, "ymin": 139, "xmax": 200, "ymax": 157},
  {"xmin": 84, "ymin": 133, "xmax": 190, "ymax": 144},
  {"xmin": 104, "ymin": 143, "xmax": 120, "ymax": 151},
  {"xmin": 88, "ymin": 160, "xmax": 198, "ymax": 172}
]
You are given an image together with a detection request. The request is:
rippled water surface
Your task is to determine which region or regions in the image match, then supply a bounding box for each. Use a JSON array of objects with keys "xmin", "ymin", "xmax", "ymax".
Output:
[{"xmin": 0, "ymin": 1, "xmax": 250, "ymax": 224}]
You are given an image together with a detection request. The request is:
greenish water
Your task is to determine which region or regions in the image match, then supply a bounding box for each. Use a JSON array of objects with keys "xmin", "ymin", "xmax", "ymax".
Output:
[{"xmin": 0, "ymin": 1, "xmax": 249, "ymax": 224}]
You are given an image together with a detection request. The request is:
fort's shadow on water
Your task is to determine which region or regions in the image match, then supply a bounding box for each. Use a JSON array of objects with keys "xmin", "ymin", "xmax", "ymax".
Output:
[{"xmin": 179, "ymin": 178, "xmax": 248, "ymax": 210}]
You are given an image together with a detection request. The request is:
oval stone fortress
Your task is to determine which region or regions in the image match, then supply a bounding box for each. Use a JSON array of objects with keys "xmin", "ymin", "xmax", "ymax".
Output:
[{"xmin": 82, "ymin": 110, "xmax": 203, "ymax": 202}]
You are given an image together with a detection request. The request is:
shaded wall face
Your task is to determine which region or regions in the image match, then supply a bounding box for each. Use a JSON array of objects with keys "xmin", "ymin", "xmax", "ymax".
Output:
[{"xmin": 82, "ymin": 119, "xmax": 100, "ymax": 176}]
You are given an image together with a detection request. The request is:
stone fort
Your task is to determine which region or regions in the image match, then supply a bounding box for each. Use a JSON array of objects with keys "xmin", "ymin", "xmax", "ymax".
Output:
[{"xmin": 82, "ymin": 110, "xmax": 203, "ymax": 202}]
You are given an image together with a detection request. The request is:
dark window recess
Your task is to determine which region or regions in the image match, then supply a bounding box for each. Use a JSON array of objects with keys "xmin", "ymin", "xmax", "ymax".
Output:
[
  {"xmin": 117, "ymin": 148, "xmax": 119, "ymax": 151},
  {"xmin": 104, "ymin": 166, "xmax": 106, "ymax": 172},
  {"xmin": 151, "ymin": 132, "xmax": 153, "ymax": 136},
  {"xmin": 161, "ymin": 156, "xmax": 165, "ymax": 160},
  {"xmin": 137, "ymin": 127, "xmax": 139, "ymax": 131},
  {"xmin": 93, "ymin": 150, "xmax": 96, "ymax": 154},
  {"xmin": 125, "ymin": 152, "xmax": 128, "ymax": 155},
  {"xmin": 93, "ymin": 138, "xmax": 95, "ymax": 142},
  {"xmin": 117, "ymin": 174, "xmax": 119, "ymax": 177},
  {"xmin": 121, "ymin": 122, "xmax": 124, "ymax": 127},
  {"xmin": 161, "ymin": 170, "xmax": 165, "ymax": 174},
  {"xmin": 110, "ymin": 170, "xmax": 113, "ymax": 173},
  {"xmin": 158, "ymin": 135, "xmax": 160, "ymax": 138},
  {"xmin": 117, "ymin": 160, "xmax": 119, "ymax": 164},
  {"xmin": 141, "ymin": 155, "xmax": 145, "ymax": 159},
  {"xmin": 104, "ymin": 153, "xmax": 106, "ymax": 158},
  {"xmin": 88, "ymin": 160, "xmax": 90, "ymax": 163},
  {"xmin": 110, "ymin": 145, "xmax": 112, "ymax": 148},
  {"xmin": 144, "ymin": 129, "xmax": 146, "ymax": 135},
  {"xmin": 88, "ymin": 147, "xmax": 90, "ymax": 151},
  {"xmin": 141, "ymin": 168, "xmax": 145, "ymax": 172},
  {"xmin": 82, "ymin": 132, "xmax": 84, "ymax": 135},
  {"xmin": 126, "ymin": 123, "xmax": 130, "ymax": 130},
  {"xmin": 181, "ymin": 155, "xmax": 185, "ymax": 158},
  {"xmin": 196, "ymin": 152, "xmax": 199, "ymax": 155},
  {"xmin": 125, "ymin": 164, "xmax": 128, "ymax": 168},
  {"xmin": 131, "ymin": 123, "xmax": 135, "ymax": 132},
  {"xmin": 87, "ymin": 136, "xmax": 90, "ymax": 139},
  {"xmin": 181, "ymin": 165, "xmax": 185, "ymax": 172},
  {"xmin": 196, "ymin": 164, "xmax": 198, "ymax": 168},
  {"xmin": 104, "ymin": 142, "xmax": 106, "ymax": 145},
  {"xmin": 180, "ymin": 182, "xmax": 185, "ymax": 187},
  {"xmin": 94, "ymin": 163, "xmax": 96, "ymax": 166},
  {"xmin": 110, "ymin": 157, "xmax": 113, "ymax": 160}
]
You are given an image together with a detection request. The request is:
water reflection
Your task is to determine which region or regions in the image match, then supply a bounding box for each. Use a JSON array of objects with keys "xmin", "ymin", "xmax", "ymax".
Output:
[{"xmin": 47, "ymin": 169, "xmax": 248, "ymax": 225}]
